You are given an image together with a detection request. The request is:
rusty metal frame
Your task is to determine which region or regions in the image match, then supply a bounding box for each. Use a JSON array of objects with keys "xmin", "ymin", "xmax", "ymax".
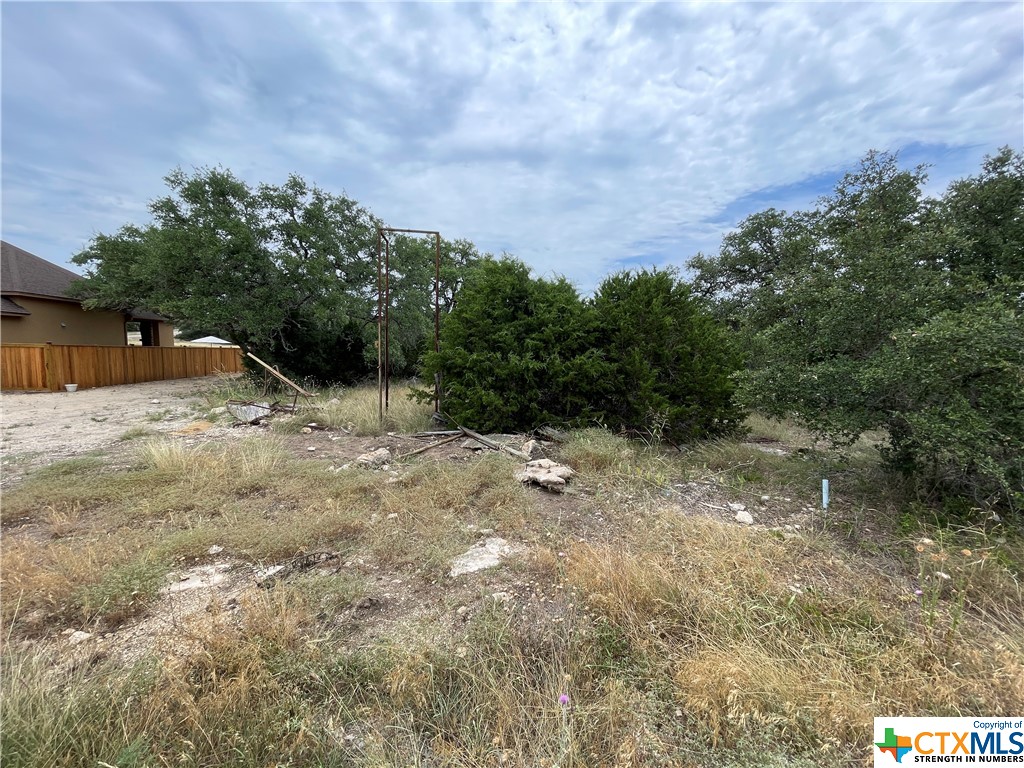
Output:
[{"xmin": 377, "ymin": 227, "xmax": 442, "ymax": 422}]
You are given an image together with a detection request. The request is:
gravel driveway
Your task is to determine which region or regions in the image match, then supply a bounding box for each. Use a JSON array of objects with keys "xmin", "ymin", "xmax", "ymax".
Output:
[{"xmin": 1, "ymin": 377, "xmax": 230, "ymax": 484}]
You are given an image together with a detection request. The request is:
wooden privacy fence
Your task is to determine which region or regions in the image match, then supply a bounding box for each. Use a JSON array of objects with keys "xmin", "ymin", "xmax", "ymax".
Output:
[{"xmin": 0, "ymin": 344, "xmax": 244, "ymax": 391}]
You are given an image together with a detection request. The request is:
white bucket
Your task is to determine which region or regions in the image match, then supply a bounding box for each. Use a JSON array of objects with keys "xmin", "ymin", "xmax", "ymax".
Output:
[{"xmin": 64, "ymin": 384, "xmax": 79, "ymax": 392}]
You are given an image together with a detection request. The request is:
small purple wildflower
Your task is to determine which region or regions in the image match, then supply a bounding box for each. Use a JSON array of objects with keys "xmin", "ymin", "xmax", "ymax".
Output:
[
  {"xmin": 914, "ymin": 589, "xmax": 924, "ymax": 596},
  {"xmin": 558, "ymin": 694, "xmax": 570, "ymax": 706}
]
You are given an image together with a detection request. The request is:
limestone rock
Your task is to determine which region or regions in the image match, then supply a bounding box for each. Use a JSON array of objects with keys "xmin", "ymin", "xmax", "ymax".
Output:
[
  {"xmin": 735, "ymin": 510, "xmax": 754, "ymax": 525},
  {"xmin": 450, "ymin": 537, "xmax": 523, "ymax": 577},
  {"xmin": 227, "ymin": 402, "xmax": 272, "ymax": 424},
  {"xmin": 68, "ymin": 630, "xmax": 93, "ymax": 646},
  {"xmin": 355, "ymin": 448, "xmax": 391, "ymax": 468},
  {"xmin": 163, "ymin": 563, "xmax": 232, "ymax": 593},
  {"xmin": 255, "ymin": 564, "xmax": 286, "ymax": 587},
  {"xmin": 514, "ymin": 458, "xmax": 575, "ymax": 492}
]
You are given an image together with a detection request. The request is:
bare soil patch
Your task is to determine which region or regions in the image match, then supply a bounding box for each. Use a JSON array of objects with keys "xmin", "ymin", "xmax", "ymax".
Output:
[{"xmin": 1, "ymin": 377, "xmax": 234, "ymax": 484}]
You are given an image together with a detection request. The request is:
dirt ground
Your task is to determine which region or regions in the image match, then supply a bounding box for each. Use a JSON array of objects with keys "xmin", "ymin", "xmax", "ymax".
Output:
[
  {"xmin": 0, "ymin": 377, "xmax": 232, "ymax": 485},
  {"xmin": 1, "ymin": 375, "xmax": 823, "ymax": 668},
  {"xmin": 1, "ymin": 376, "xmax": 597, "ymax": 673}
]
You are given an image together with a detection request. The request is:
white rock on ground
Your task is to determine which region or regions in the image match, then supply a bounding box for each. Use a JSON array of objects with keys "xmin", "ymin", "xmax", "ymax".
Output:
[
  {"xmin": 750, "ymin": 444, "xmax": 787, "ymax": 456},
  {"xmin": 450, "ymin": 537, "xmax": 524, "ymax": 577},
  {"xmin": 514, "ymin": 458, "xmax": 575, "ymax": 492},
  {"xmin": 164, "ymin": 563, "xmax": 233, "ymax": 593},
  {"xmin": 355, "ymin": 448, "xmax": 391, "ymax": 468},
  {"xmin": 735, "ymin": 510, "xmax": 755, "ymax": 525},
  {"xmin": 68, "ymin": 630, "xmax": 93, "ymax": 646},
  {"xmin": 255, "ymin": 564, "xmax": 286, "ymax": 586},
  {"xmin": 727, "ymin": 502, "xmax": 746, "ymax": 512}
]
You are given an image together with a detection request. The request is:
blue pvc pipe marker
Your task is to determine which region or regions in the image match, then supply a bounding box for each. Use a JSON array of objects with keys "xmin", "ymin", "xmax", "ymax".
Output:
[{"xmin": 822, "ymin": 478, "xmax": 830, "ymax": 509}]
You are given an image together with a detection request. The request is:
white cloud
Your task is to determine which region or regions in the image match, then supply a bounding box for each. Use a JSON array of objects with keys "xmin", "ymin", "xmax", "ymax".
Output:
[{"xmin": 2, "ymin": 1, "xmax": 1021, "ymax": 288}]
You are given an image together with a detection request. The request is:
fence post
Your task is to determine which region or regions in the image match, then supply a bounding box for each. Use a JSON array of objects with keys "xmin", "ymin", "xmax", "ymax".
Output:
[{"xmin": 43, "ymin": 343, "xmax": 59, "ymax": 391}]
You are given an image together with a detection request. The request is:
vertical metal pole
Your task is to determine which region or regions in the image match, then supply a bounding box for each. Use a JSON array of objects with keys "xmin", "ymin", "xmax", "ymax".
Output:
[
  {"xmin": 376, "ymin": 228, "xmax": 383, "ymax": 424},
  {"xmin": 384, "ymin": 236, "xmax": 391, "ymax": 413},
  {"xmin": 434, "ymin": 232, "xmax": 441, "ymax": 414}
]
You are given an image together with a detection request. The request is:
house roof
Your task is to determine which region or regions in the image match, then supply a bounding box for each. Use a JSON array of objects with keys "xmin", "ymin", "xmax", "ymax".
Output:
[
  {"xmin": 1, "ymin": 240, "xmax": 84, "ymax": 302},
  {"xmin": 129, "ymin": 309, "xmax": 169, "ymax": 322},
  {"xmin": 1, "ymin": 240, "xmax": 171, "ymax": 323},
  {"xmin": 1, "ymin": 296, "xmax": 31, "ymax": 316}
]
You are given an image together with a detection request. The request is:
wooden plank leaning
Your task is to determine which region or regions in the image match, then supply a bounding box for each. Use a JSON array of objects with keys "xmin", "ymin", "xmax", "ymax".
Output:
[
  {"xmin": 245, "ymin": 352, "xmax": 317, "ymax": 398},
  {"xmin": 394, "ymin": 433, "xmax": 464, "ymax": 460}
]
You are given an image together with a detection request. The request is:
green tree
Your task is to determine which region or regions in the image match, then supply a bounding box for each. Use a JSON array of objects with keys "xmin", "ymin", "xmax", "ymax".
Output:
[
  {"xmin": 690, "ymin": 208, "xmax": 819, "ymax": 336},
  {"xmin": 692, "ymin": 148, "xmax": 1024, "ymax": 508},
  {"xmin": 73, "ymin": 168, "xmax": 378, "ymax": 360},
  {"xmin": 72, "ymin": 167, "xmax": 480, "ymax": 383},
  {"xmin": 422, "ymin": 258, "xmax": 606, "ymax": 432},
  {"xmin": 424, "ymin": 259, "xmax": 742, "ymax": 439},
  {"xmin": 593, "ymin": 268, "xmax": 742, "ymax": 442},
  {"xmin": 937, "ymin": 147, "xmax": 1024, "ymax": 285}
]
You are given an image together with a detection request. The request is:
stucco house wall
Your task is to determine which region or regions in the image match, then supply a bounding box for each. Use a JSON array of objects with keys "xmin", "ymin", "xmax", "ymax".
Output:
[
  {"xmin": 1, "ymin": 241, "xmax": 174, "ymax": 347},
  {"xmin": 157, "ymin": 322, "xmax": 175, "ymax": 347},
  {"xmin": 1, "ymin": 297, "xmax": 127, "ymax": 346}
]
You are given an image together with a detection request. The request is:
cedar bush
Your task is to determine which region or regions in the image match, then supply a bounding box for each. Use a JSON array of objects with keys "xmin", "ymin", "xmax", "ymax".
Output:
[
  {"xmin": 422, "ymin": 259, "xmax": 742, "ymax": 440},
  {"xmin": 593, "ymin": 268, "xmax": 743, "ymax": 441},
  {"xmin": 420, "ymin": 258, "xmax": 609, "ymax": 433}
]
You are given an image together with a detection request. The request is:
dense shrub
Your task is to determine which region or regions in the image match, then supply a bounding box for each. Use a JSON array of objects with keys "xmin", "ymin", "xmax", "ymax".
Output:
[
  {"xmin": 423, "ymin": 259, "xmax": 742, "ymax": 440},
  {"xmin": 266, "ymin": 319, "xmax": 371, "ymax": 385},
  {"xmin": 593, "ymin": 268, "xmax": 743, "ymax": 441},
  {"xmin": 421, "ymin": 259, "xmax": 607, "ymax": 432}
]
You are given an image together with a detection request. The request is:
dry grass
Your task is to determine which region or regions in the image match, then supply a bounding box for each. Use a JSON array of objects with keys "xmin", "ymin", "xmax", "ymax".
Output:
[
  {"xmin": 743, "ymin": 413, "xmax": 818, "ymax": 445},
  {"xmin": 313, "ymin": 383, "xmax": 434, "ymax": 436},
  {"xmin": 563, "ymin": 511, "xmax": 1024, "ymax": 752},
  {"xmin": 0, "ymin": 437, "xmax": 529, "ymax": 634},
  {"xmin": 204, "ymin": 377, "xmax": 435, "ymax": 436},
  {"xmin": 140, "ymin": 434, "xmax": 287, "ymax": 477},
  {"xmin": 200, "ymin": 369, "xmax": 437, "ymax": 436},
  {"xmin": 364, "ymin": 453, "xmax": 531, "ymax": 573},
  {"xmin": 1, "ymin": 424, "xmax": 1021, "ymax": 767}
]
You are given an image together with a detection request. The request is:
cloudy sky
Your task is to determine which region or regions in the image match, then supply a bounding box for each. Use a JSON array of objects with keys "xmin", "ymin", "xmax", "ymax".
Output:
[{"xmin": 2, "ymin": 1, "xmax": 1021, "ymax": 291}]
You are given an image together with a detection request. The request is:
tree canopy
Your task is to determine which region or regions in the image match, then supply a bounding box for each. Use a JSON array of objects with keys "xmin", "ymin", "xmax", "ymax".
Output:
[
  {"xmin": 72, "ymin": 167, "xmax": 482, "ymax": 382},
  {"xmin": 692, "ymin": 148, "xmax": 1024, "ymax": 509}
]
